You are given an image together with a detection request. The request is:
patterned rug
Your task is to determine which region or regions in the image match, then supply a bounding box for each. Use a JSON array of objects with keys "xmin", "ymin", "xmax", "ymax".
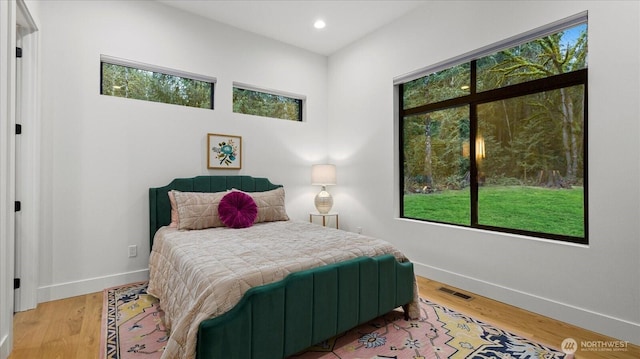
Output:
[{"xmin": 101, "ymin": 282, "xmax": 567, "ymax": 359}]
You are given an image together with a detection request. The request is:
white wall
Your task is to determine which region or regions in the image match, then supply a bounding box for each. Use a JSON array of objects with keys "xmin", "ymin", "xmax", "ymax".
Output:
[
  {"xmin": 36, "ymin": 0, "xmax": 328, "ymax": 300},
  {"xmin": 328, "ymin": 1, "xmax": 640, "ymax": 344}
]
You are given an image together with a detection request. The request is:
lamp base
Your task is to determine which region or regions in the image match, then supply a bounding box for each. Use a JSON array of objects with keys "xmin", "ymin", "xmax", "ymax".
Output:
[{"xmin": 314, "ymin": 187, "xmax": 333, "ymax": 214}]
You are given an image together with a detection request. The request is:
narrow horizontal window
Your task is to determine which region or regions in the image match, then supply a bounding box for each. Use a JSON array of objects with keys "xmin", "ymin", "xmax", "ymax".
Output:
[
  {"xmin": 233, "ymin": 82, "xmax": 304, "ymax": 121},
  {"xmin": 100, "ymin": 55, "xmax": 215, "ymax": 109}
]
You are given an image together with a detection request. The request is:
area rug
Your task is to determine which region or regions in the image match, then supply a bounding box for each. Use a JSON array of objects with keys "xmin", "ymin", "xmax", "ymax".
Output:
[{"xmin": 101, "ymin": 282, "xmax": 567, "ymax": 359}]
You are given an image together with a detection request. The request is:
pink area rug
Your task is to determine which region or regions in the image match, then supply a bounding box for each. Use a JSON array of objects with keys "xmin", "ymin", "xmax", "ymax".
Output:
[
  {"xmin": 101, "ymin": 282, "xmax": 567, "ymax": 359},
  {"xmin": 100, "ymin": 282, "xmax": 167, "ymax": 358}
]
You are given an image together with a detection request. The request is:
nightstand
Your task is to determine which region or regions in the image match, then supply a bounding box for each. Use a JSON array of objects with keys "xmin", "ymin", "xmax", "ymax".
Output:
[{"xmin": 309, "ymin": 212, "xmax": 339, "ymax": 229}]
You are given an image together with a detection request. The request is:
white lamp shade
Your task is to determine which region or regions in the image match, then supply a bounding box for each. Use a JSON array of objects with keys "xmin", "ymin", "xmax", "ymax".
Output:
[{"xmin": 311, "ymin": 164, "xmax": 336, "ymax": 186}]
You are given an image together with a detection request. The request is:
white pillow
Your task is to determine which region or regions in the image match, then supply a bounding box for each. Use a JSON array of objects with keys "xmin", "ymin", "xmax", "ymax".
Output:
[{"xmin": 172, "ymin": 190, "xmax": 228, "ymax": 230}]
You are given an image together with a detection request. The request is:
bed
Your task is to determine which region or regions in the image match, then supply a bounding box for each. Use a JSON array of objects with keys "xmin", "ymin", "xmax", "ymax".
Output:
[{"xmin": 148, "ymin": 175, "xmax": 419, "ymax": 359}]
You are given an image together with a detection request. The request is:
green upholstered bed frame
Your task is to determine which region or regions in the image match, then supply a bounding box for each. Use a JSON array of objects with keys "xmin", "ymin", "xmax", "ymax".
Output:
[{"xmin": 149, "ymin": 175, "xmax": 416, "ymax": 359}]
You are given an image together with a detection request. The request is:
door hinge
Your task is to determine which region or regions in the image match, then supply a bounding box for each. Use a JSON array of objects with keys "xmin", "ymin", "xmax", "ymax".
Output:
[
  {"xmin": 15, "ymin": 201, "xmax": 21, "ymax": 212},
  {"xmin": 16, "ymin": 47, "xmax": 22, "ymax": 58},
  {"xmin": 14, "ymin": 278, "xmax": 21, "ymax": 290},
  {"xmin": 16, "ymin": 124, "xmax": 22, "ymax": 134}
]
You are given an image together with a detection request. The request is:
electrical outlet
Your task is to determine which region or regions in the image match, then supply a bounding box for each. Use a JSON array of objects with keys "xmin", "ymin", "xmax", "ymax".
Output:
[{"xmin": 128, "ymin": 245, "xmax": 137, "ymax": 258}]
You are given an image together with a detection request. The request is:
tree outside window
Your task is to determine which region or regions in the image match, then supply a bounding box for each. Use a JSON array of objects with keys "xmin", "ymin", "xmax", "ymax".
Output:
[
  {"xmin": 400, "ymin": 21, "xmax": 587, "ymax": 243},
  {"xmin": 101, "ymin": 61, "xmax": 214, "ymax": 109}
]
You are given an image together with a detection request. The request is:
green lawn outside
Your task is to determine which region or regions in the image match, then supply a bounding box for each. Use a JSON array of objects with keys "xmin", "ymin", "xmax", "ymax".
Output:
[{"xmin": 403, "ymin": 186, "xmax": 585, "ymax": 238}]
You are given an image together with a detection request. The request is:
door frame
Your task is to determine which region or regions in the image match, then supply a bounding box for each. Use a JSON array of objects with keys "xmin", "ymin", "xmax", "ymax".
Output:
[
  {"xmin": 14, "ymin": 0, "xmax": 40, "ymax": 313},
  {"xmin": 0, "ymin": 1, "xmax": 39, "ymax": 355},
  {"xmin": 0, "ymin": 0, "xmax": 18, "ymax": 356}
]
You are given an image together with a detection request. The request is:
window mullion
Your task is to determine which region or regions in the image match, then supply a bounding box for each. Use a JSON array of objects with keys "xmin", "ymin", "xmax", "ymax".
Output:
[
  {"xmin": 470, "ymin": 60, "xmax": 479, "ymax": 226},
  {"xmin": 398, "ymin": 83, "xmax": 406, "ymax": 217},
  {"xmin": 473, "ymin": 69, "xmax": 587, "ymax": 105}
]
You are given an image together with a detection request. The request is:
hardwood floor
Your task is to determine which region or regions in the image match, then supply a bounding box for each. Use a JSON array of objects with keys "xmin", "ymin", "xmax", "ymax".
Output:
[
  {"xmin": 9, "ymin": 291, "xmax": 102, "ymax": 359},
  {"xmin": 416, "ymin": 277, "xmax": 639, "ymax": 359},
  {"xmin": 8, "ymin": 277, "xmax": 639, "ymax": 359}
]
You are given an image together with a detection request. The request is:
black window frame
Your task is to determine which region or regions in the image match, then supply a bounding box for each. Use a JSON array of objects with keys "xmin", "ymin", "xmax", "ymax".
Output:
[{"xmin": 398, "ymin": 19, "xmax": 588, "ymax": 245}]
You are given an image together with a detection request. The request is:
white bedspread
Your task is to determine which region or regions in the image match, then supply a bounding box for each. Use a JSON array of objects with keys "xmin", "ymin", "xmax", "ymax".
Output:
[{"xmin": 148, "ymin": 220, "xmax": 419, "ymax": 359}]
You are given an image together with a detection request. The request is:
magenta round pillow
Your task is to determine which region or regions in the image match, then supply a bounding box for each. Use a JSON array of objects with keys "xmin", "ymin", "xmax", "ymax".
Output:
[{"xmin": 218, "ymin": 191, "xmax": 258, "ymax": 228}]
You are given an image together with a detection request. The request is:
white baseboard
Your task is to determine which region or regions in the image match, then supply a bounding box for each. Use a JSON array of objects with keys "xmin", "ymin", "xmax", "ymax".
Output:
[
  {"xmin": 414, "ymin": 262, "xmax": 640, "ymax": 346},
  {"xmin": 36, "ymin": 269, "xmax": 149, "ymax": 304},
  {"xmin": 0, "ymin": 334, "xmax": 10, "ymax": 359}
]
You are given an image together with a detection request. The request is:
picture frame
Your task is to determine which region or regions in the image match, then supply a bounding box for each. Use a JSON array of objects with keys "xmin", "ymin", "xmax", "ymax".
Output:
[{"xmin": 207, "ymin": 133, "xmax": 242, "ymax": 169}]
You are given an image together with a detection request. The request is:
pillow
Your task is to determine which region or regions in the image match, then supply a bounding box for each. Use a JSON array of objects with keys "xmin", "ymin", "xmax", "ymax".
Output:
[
  {"xmin": 218, "ymin": 191, "xmax": 258, "ymax": 228},
  {"xmin": 168, "ymin": 190, "xmax": 179, "ymax": 228},
  {"xmin": 173, "ymin": 190, "xmax": 228, "ymax": 230},
  {"xmin": 234, "ymin": 187, "xmax": 289, "ymax": 223}
]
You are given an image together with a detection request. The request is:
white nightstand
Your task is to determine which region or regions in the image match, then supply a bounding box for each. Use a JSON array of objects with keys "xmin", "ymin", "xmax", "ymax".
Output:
[{"xmin": 309, "ymin": 212, "xmax": 339, "ymax": 229}]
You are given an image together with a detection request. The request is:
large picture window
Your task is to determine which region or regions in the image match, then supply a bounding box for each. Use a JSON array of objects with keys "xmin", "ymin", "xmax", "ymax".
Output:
[
  {"xmin": 100, "ymin": 55, "xmax": 215, "ymax": 109},
  {"xmin": 398, "ymin": 15, "xmax": 588, "ymax": 244}
]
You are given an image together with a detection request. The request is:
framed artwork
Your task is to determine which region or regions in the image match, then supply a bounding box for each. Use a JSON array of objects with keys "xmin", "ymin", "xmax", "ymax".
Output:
[{"xmin": 207, "ymin": 133, "xmax": 242, "ymax": 169}]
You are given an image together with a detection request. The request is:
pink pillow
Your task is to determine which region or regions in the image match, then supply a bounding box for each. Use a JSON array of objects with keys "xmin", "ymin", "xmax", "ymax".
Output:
[
  {"xmin": 168, "ymin": 191, "xmax": 178, "ymax": 228},
  {"xmin": 218, "ymin": 191, "xmax": 258, "ymax": 228}
]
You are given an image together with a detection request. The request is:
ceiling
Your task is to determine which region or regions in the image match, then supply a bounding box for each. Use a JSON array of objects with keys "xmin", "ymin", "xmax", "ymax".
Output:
[{"xmin": 157, "ymin": 0, "xmax": 428, "ymax": 56}]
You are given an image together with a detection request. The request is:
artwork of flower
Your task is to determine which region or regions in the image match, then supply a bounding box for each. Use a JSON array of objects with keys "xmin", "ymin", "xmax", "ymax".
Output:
[
  {"xmin": 213, "ymin": 139, "xmax": 238, "ymax": 165},
  {"xmin": 207, "ymin": 134, "xmax": 242, "ymax": 169}
]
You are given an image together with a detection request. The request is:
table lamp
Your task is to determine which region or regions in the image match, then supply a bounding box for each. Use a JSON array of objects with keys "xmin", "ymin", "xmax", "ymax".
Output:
[{"xmin": 311, "ymin": 164, "xmax": 336, "ymax": 214}]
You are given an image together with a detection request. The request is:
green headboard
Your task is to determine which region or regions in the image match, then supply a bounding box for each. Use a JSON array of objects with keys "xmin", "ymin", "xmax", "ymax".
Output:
[{"xmin": 148, "ymin": 175, "xmax": 282, "ymax": 246}]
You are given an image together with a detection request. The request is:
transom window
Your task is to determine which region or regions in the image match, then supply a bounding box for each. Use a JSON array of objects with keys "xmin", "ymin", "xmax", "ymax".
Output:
[
  {"xmin": 100, "ymin": 55, "xmax": 215, "ymax": 109},
  {"xmin": 397, "ymin": 14, "xmax": 588, "ymax": 244},
  {"xmin": 233, "ymin": 82, "xmax": 304, "ymax": 121}
]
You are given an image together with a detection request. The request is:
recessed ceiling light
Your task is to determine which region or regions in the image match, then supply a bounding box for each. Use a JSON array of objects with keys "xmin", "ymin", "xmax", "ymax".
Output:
[{"xmin": 314, "ymin": 19, "xmax": 326, "ymax": 29}]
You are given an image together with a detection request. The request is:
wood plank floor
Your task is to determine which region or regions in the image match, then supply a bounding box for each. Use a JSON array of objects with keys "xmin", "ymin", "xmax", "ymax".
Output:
[
  {"xmin": 8, "ymin": 276, "xmax": 639, "ymax": 359},
  {"xmin": 417, "ymin": 277, "xmax": 639, "ymax": 359},
  {"xmin": 9, "ymin": 291, "xmax": 103, "ymax": 359}
]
